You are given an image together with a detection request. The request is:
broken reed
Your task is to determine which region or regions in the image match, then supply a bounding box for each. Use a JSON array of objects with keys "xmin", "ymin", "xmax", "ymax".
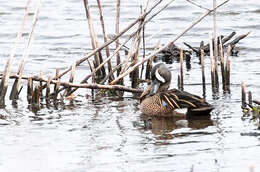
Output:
[
  {"xmin": 241, "ymin": 81, "xmax": 246, "ymax": 108},
  {"xmin": 209, "ymin": 34, "xmax": 231, "ymax": 94},
  {"xmin": 241, "ymin": 83, "xmax": 255, "ymax": 109},
  {"xmin": 178, "ymin": 48, "xmax": 184, "ymax": 91},
  {"xmin": 200, "ymin": 50, "xmax": 206, "ymax": 98}
]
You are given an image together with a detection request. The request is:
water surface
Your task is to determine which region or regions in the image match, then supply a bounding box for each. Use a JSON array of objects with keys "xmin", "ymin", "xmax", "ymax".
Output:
[{"xmin": 0, "ymin": 0, "xmax": 260, "ymax": 171}]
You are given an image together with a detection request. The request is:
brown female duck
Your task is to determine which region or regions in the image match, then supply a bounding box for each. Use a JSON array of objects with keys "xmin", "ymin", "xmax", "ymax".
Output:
[{"xmin": 140, "ymin": 63, "xmax": 213, "ymax": 116}]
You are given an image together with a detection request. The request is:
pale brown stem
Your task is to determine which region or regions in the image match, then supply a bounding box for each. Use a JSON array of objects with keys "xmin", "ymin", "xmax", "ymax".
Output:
[
  {"xmin": 83, "ymin": 0, "xmax": 106, "ymax": 78},
  {"xmin": 96, "ymin": 0, "xmax": 114, "ymax": 81},
  {"xmin": 110, "ymin": 0, "xmax": 229, "ymax": 85},
  {"xmin": 213, "ymin": 0, "xmax": 219, "ymax": 91},
  {"xmin": 185, "ymin": 0, "xmax": 209, "ymax": 10},
  {"xmin": 209, "ymin": 33, "xmax": 216, "ymax": 92},
  {"xmin": 116, "ymin": 0, "xmax": 121, "ymax": 77},
  {"xmin": 1, "ymin": 0, "xmax": 32, "ymax": 104},
  {"xmin": 47, "ymin": 0, "xmax": 164, "ymax": 86}
]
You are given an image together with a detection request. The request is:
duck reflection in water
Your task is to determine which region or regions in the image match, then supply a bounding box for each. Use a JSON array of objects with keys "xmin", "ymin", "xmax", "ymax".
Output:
[{"xmin": 139, "ymin": 114, "xmax": 213, "ymax": 137}]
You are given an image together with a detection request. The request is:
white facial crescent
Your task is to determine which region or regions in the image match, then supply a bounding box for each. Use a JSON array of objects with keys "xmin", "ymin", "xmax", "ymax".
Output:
[{"xmin": 155, "ymin": 69, "xmax": 165, "ymax": 83}]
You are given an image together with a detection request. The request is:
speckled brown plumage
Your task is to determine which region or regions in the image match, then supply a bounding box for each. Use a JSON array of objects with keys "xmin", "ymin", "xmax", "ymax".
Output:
[{"xmin": 140, "ymin": 63, "xmax": 213, "ymax": 116}]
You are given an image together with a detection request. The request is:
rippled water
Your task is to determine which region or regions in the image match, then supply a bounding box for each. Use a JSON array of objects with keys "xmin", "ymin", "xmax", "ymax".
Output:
[{"xmin": 0, "ymin": 0, "xmax": 260, "ymax": 171}]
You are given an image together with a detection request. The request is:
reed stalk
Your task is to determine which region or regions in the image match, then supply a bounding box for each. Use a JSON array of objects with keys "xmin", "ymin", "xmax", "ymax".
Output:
[
  {"xmin": 96, "ymin": 0, "xmax": 114, "ymax": 81},
  {"xmin": 83, "ymin": 0, "xmax": 105, "ymax": 78},
  {"xmin": 116, "ymin": 0, "xmax": 121, "ymax": 77},
  {"xmin": 66, "ymin": 62, "xmax": 76, "ymax": 96},
  {"xmin": 241, "ymin": 81, "xmax": 246, "ymax": 108},
  {"xmin": 31, "ymin": 85, "xmax": 40, "ymax": 112},
  {"xmin": 248, "ymin": 91, "xmax": 252, "ymax": 106},
  {"xmin": 200, "ymin": 50, "xmax": 206, "ymax": 98},
  {"xmin": 109, "ymin": 0, "xmax": 229, "ymax": 85},
  {"xmin": 46, "ymin": 76, "xmax": 51, "ymax": 104},
  {"xmin": 140, "ymin": 0, "xmax": 150, "ymax": 79},
  {"xmin": 145, "ymin": 40, "xmax": 160, "ymax": 79},
  {"xmin": 0, "ymin": 0, "xmax": 32, "ymax": 106},
  {"xmin": 213, "ymin": 0, "xmax": 219, "ymax": 92},
  {"xmin": 225, "ymin": 45, "xmax": 231, "ymax": 92},
  {"xmin": 219, "ymin": 37, "xmax": 225, "ymax": 91},
  {"xmin": 180, "ymin": 48, "xmax": 184, "ymax": 91},
  {"xmin": 46, "ymin": 0, "xmax": 164, "ymax": 88},
  {"xmin": 39, "ymin": 71, "xmax": 43, "ymax": 100},
  {"xmin": 10, "ymin": 0, "xmax": 41, "ymax": 101},
  {"xmin": 209, "ymin": 33, "xmax": 216, "ymax": 93},
  {"xmin": 213, "ymin": 0, "xmax": 218, "ymax": 58},
  {"xmin": 27, "ymin": 77, "xmax": 33, "ymax": 103}
]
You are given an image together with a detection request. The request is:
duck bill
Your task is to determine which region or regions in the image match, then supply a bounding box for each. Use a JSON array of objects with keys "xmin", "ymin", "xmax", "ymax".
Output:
[{"xmin": 149, "ymin": 80, "xmax": 160, "ymax": 96}]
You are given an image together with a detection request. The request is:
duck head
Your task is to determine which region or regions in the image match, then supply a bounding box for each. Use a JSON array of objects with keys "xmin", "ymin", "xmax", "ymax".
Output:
[{"xmin": 149, "ymin": 63, "xmax": 171, "ymax": 95}]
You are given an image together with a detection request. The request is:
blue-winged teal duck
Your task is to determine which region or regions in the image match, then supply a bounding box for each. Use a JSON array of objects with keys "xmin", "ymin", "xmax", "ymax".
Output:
[{"xmin": 140, "ymin": 63, "xmax": 214, "ymax": 116}]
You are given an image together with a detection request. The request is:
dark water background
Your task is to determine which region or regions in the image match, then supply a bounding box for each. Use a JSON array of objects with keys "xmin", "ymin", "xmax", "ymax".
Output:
[{"xmin": 0, "ymin": 0, "xmax": 260, "ymax": 171}]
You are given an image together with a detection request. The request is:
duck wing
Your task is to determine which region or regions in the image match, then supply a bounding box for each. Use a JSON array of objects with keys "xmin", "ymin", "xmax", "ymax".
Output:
[{"xmin": 159, "ymin": 89, "xmax": 214, "ymax": 114}]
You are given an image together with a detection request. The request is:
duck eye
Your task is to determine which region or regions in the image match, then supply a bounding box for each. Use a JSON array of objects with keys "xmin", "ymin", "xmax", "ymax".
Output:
[{"xmin": 155, "ymin": 69, "xmax": 165, "ymax": 83}]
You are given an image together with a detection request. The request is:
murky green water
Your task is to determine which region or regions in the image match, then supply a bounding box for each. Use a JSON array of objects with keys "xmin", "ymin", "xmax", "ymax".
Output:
[{"xmin": 0, "ymin": 0, "xmax": 260, "ymax": 171}]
